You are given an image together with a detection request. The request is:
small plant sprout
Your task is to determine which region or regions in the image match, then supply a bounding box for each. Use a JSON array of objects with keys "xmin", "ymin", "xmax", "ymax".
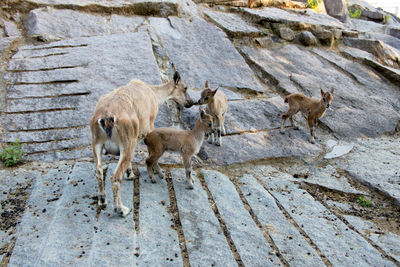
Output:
[
  {"xmin": 358, "ymin": 196, "xmax": 372, "ymax": 207},
  {"xmin": 0, "ymin": 139, "xmax": 24, "ymax": 167}
]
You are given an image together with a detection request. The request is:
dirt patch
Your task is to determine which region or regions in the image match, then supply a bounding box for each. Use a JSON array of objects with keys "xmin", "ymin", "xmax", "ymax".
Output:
[
  {"xmin": 302, "ymin": 180, "xmax": 400, "ymax": 236},
  {"xmin": 0, "ymin": 179, "xmax": 33, "ymax": 265}
]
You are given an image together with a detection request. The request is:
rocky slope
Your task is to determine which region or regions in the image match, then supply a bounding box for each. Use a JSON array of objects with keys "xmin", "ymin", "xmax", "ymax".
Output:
[{"xmin": 0, "ymin": 0, "xmax": 399, "ymax": 266}]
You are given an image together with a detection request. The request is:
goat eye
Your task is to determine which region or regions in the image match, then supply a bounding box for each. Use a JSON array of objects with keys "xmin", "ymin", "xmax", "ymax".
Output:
[{"xmin": 205, "ymin": 97, "xmax": 209, "ymax": 101}]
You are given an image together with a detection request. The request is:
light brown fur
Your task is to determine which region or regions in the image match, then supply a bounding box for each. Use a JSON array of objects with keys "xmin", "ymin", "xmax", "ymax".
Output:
[
  {"xmin": 197, "ymin": 81, "xmax": 228, "ymax": 146},
  {"xmin": 90, "ymin": 71, "xmax": 190, "ymax": 217},
  {"xmin": 144, "ymin": 108, "xmax": 213, "ymax": 189},
  {"xmin": 280, "ymin": 88, "xmax": 334, "ymax": 143}
]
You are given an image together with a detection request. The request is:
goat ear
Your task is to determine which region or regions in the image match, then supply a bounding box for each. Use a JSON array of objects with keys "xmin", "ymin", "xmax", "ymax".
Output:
[
  {"xmin": 320, "ymin": 89, "xmax": 324, "ymax": 95},
  {"xmin": 171, "ymin": 63, "xmax": 176, "ymax": 72},
  {"xmin": 330, "ymin": 88, "xmax": 334, "ymax": 94},
  {"xmin": 205, "ymin": 80, "xmax": 209, "ymax": 88},
  {"xmin": 173, "ymin": 71, "xmax": 181, "ymax": 85},
  {"xmin": 213, "ymin": 86, "xmax": 219, "ymax": 95},
  {"xmin": 199, "ymin": 108, "xmax": 205, "ymax": 120}
]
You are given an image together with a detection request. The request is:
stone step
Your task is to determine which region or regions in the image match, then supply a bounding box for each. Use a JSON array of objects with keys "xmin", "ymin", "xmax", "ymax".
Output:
[
  {"xmin": 239, "ymin": 174, "xmax": 325, "ymax": 266},
  {"xmin": 171, "ymin": 168, "xmax": 236, "ymax": 266},
  {"xmin": 263, "ymin": 176, "xmax": 396, "ymax": 266},
  {"xmin": 86, "ymin": 163, "xmax": 136, "ymax": 266},
  {"xmin": 137, "ymin": 167, "xmax": 182, "ymax": 265},
  {"xmin": 8, "ymin": 163, "xmax": 96, "ymax": 266},
  {"xmin": 201, "ymin": 169, "xmax": 281, "ymax": 265}
]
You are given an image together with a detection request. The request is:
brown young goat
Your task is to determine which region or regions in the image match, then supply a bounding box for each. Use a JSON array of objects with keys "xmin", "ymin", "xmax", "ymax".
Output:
[
  {"xmin": 144, "ymin": 107, "xmax": 213, "ymax": 189},
  {"xmin": 197, "ymin": 81, "xmax": 228, "ymax": 146},
  {"xmin": 280, "ymin": 88, "xmax": 334, "ymax": 144},
  {"xmin": 90, "ymin": 70, "xmax": 192, "ymax": 217}
]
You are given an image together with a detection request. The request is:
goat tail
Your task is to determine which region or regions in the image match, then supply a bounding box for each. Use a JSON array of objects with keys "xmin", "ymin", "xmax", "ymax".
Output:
[
  {"xmin": 98, "ymin": 117, "xmax": 116, "ymax": 138},
  {"xmin": 284, "ymin": 96, "xmax": 289, "ymax": 103}
]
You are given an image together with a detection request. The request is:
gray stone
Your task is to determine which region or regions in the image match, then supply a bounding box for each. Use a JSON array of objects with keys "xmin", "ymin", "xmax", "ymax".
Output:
[
  {"xmin": 298, "ymin": 31, "xmax": 317, "ymax": 46},
  {"xmin": 7, "ymin": 164, "xmax": 91, "ymax": 266},
  {"xmin": 171, "ymin": 169, "xmax": 236, "ymax": 266},
  {"xmin": 182, "ymin": 97, "xmax": 286, "ymax": 134},
  {"xmin": 278, "ymin": 27, "xmax": 295, "ymax": 41},
  {"xmin": 349, "ymin": 18, "xmax": 386, "ymax": 34},
  {"xmin": 313, "ymin": 29, "xmax": 334, "ymax": 46},
  {"xmin": 201, "ymin": 170, "xmax": 281, "ymax": 265},
  {"xmin": 3, "ymin": 20, "xmax": 20, "ymax": 37},
  {"xmin": 323, "ymin": 0, "xmax": 350, "ymax": 23},
  {"xmin": 389, "ymin": 27, "xmax": 400, "ymax": 39},
  {"xmin": 200, "ymin": 130, "xmax": 322, "ymax": 165},
  {"xmin": 343, "ymin": 136, "xmax": 400, "ymax": 207},
  {"xmin": 366, "ymin": 32, "xmax": 400, "ymax": 52},
  {"xmin": 263, "ymin": 177, "xmax": 396, "ymax": 266},
  {"xmin": 239, "ymin": 174, "xmax": 325, "ymax": 266},
  {"xmin": 24, "ymin": 8, "xmax": 145, "ymax": 40},
  {"xmin": 18, "ymin": 0, "xmax": 180, "ymax": 17},
  {"xmin": 305, "ymin": 165, "xmax": 365, "ymax": 194},
  {"xmin": 1, "ymin": 32, "xmax": 163, "ymax": 161},
  {"xmin": 324, "ymin": 144, "xmax": 353, "ymax": 159},
  {"xmin": 361, "ymin": 9, "xmax": 384, "ymax": 22},
  {"xmin": 87, "ymin": 163, "xmax": 136, "ymax": 266},
  {"xmin": 149, "ymin": 17, "xmax": 264, "ymax": 92},
  {"xmin": 0, "ymin": 37, "xmax": 15, "ymax": 52},
  {"xmin": 240, "ymin": 7, "xmax": 345, "ymax": 30},
  {"xmin": 204, "ymin": 9, "xmax": 264, "ymax": 37},
  {"xmin": 343, "ymin": 37, "xmax": 400, "ymax": 68},
  {"xmin": 239, "ymin": 44, "xmax": 400, "ymax": 138},
  {"xmin": 137, "ymin": 168, "xmax": 182, "ymax": 265},
  {"xmin": 344, "ymin": 215, "xmax": 400, "ymax": 262}
]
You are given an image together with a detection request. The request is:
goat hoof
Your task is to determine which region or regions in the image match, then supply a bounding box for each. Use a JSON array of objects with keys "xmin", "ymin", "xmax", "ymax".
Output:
[
  {"xmin": 151, "ymin": 178, "xmax": 157, "ymax": 184},
  {"xmin": 293, "ymin": 126, "xmax": 299, "ymax": 130},
  {"xmin": 310, "ymin": 139, "xmax": 315, "ymax": 144},
  {"xmin": 216, "ymin": 142, "xmax": 221, "ymax": 147},
  {"xmin": 114, "ymin": 206, "xmax": 131, "ymax": 217},
  {"xmin": 186, "ymin": 181, "xmax": 194, "ymax": 190},
  {"xmin": 98, "ymin": 195, "xmax": 107, "ymax": 209},
  {"xmin": 280, "ymin": 130, "xmax": 285, "ymax": 134}
]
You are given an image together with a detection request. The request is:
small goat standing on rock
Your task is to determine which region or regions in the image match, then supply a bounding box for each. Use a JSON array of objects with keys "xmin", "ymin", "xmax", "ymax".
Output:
[
  {"xmin": 197, "ymin": 81, "xmax": 228, "ymax": 146},
  {"xmin": 144, "ymin": 107, "xmax": 213, "ymax": 189},
  {"xmin": 280, "ymin": 88, "xmax": 334, "ymax": 144}
]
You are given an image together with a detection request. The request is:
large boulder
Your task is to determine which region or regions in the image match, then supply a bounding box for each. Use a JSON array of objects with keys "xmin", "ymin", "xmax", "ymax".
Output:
[{"xmin": 323, "ymin": 0, "xmax": 350, "ymax": 23}]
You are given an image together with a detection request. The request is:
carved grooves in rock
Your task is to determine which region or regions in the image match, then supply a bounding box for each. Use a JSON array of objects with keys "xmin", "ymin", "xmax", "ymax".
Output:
[
  {"xmin": 197, "ymin": 170, "xmax": 244, "ymax": 267},
  {"xmin": 7, "ymin": 65, "xmax": 88, "ymax": 72},
  {"xmin": 165, "ymin": 170, "xmax": 190, "ymax": 267},
  {"xmin": 29, "ymin": 52, "xmax": 69, "ymax": 59},
  {"xmin": 26, "ymin": 144, "xmax": 91, "ymax": 155},
  {"xmin": 253, "ymin": 175, "xmax": 333, "ymax": 267},
  {"xmin": 302, "ymin": 182, "xmax": 400, "ymax": 266},
  {"xmin": 7, "ymin": 92, "xmax": 91, "ymax": 100},
  {"xmin": 7, "ymin": 125, "xmax": 88, "ymax": 133},
  {"xmin": 22, "ymin": 44, "xmax": 88, "ymax": 51},
  {"xmin": 5, "ymin": 107, "xmax": 76, "ymax": 115},
  {"xmin": 133, "ymin": 171, "xmax": 140, "ymax": 233},
  {"xmin": 228, "ymin": 174, "xmax": 289, "ymax": 266},
  {"xmin": 12, "ymin": 80, "xmax": 79, "ymax": 86}
]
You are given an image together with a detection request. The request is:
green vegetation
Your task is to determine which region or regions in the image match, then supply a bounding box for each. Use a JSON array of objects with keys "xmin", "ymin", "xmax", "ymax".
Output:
[
  {"xmin": 306, "ymin": 0, "xmax": 320, "ymax": 10},
  {"xmin": 384, "ymin": 15, "xmax": 391, "ymax": 24},
  {"xmin": 0, "ymin": 140, "xmax": 24, "ymax": 167},
  {"xmin": 348, "ymin": 5, "xmax": 363, "ymax": 19},
  {"xmin": 358, "ymin": 196, "xmax": 372, "ymax": 207}
]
